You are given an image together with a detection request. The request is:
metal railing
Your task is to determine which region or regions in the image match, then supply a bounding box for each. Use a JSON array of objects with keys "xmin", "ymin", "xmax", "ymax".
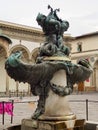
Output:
[
  {"xmin": 0, "ymin": 100, "xmax": 14, "ymax": 125},
  {"xmin": 0, "ymin": 99, "xmax": 98, "ymax": 125},
  {"xmin": 69, "ymin": 99, "xmax": 98, "ymax": 121}
]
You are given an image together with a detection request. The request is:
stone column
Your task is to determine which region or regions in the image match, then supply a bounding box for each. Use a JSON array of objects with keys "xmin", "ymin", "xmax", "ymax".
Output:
[
  {"xmin": 16, "ymin": 81, "xmax": 19, "ymax": 97},
  {"xmin": 28, "ymin": 84, "xmax": 31, "ymax": 95},
  {"xmin": 93, "ymin": 68, "xmax": 96, "ymax": 88},
  {"xmin": 6, "ymin": 73, "xmax": 9, "ymax": 95}
]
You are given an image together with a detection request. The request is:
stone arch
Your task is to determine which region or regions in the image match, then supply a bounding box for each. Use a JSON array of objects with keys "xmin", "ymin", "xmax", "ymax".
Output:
[
  {"xmin": 0, "ymin": 45, "xmax": 8, "ymax": 93},
  {"xmin": 8, "ymin": 45, "xmax": 31, "ymax": 94},
  {"xmin": 31, "ymin": 47, "xmax": 40, "ymax": 63},
  {"xmin": 93, "ymin": 59, "xmax": 98, "ymax": 91},
  {"xmin": 0, "ymin": 42, "xmax": 8, "ymax": 57},
  {"xmin": 9, "ymin": 45, "xmax": 30, "ymax": 62},
  {"xmin": 0, "ymin": 35, "xmax": 12, "ymax": 58}
]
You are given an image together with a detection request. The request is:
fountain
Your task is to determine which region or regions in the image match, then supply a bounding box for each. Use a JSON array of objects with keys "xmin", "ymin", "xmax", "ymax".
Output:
[{"xmin": 5, "ymin": 5, "xmax": 93, "ymax": 130}]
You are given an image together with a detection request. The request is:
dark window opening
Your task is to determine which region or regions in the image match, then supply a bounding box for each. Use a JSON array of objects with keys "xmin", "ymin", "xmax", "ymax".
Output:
[{"xmin": 77, "ymin": 43, "xmax": 82, "ymax": 52}]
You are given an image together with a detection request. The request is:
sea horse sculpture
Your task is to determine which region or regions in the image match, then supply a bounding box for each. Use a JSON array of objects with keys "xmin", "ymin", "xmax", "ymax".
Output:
[{"xmin": 5, "ymin": 5, "xmax": 93, "ymax": 119}]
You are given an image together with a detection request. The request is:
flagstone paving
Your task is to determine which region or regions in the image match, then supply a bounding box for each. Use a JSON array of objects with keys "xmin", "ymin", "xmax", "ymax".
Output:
[{"xmin": 0, "ymin": 92, "xmax": 98, "ymax": 129}]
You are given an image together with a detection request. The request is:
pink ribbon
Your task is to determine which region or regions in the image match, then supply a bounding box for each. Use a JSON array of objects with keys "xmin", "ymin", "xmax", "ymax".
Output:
[{"xmin": 0, "ymin": 102, "xmax": 14, "ymax": 116}]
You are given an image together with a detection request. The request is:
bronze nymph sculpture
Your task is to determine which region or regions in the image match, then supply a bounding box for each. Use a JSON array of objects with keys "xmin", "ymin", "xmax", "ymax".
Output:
[{"xmin": 5, "ymin": 5, "xmax": 92, "ymax": 120}]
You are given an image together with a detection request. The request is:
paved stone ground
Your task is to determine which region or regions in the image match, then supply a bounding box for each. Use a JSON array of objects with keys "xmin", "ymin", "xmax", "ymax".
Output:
[{"xmin": 0, "ymin": 92, "xmax": 98, "ymax": 129}]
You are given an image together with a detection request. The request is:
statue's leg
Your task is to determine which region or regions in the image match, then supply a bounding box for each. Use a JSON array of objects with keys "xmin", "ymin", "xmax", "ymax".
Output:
[
  {"xmin": 32, "ymin": 85, "xmax": 49, "ymax": 119},
  {"xmin": 32, "ymin": 94, "xmax": 45, "ymax": 119},
  {"xmin": 67, "ymin": 75, "xmax": 73, "ymax": 92}
]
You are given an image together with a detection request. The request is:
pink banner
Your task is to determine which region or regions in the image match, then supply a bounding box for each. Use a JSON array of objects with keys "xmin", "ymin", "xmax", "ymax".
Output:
[
  {"xmin": 0, "ymin": 102, "xmax": 14, "ymax": 116},
  {"xmin": 86, "ymin": 78, "xmax": 89, "ymax": 82}
]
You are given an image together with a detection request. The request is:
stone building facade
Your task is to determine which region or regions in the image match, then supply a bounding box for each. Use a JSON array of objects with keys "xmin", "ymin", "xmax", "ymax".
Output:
[
  {"xmin": 0, "ymin": 20, "xmax": 73, "ymax": 95},
  {"xmin": 70, "ymin": 32, "xmax": 98, "ymax": 91},
  {"xmin": 0, "ymin": 20, "xmax": 98, "ymax": 95}
]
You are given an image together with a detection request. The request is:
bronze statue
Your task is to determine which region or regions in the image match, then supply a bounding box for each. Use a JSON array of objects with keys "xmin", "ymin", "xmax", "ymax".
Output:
[
  {"xmin": 5, "ymin": 51, "xmax": 92, "ymax": 119},
  {"xmin": 5, "ymin": 5, "xmax": 92, "ymax": 119},
  {"xmin": 36, "ymin": 5, "xmax": 69, "ymax": 36}
]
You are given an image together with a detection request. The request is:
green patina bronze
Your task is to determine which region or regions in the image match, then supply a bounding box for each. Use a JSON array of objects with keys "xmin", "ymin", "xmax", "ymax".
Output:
[{"xmin": 5, "ymin": 5, "xmax": 93, "ymax": 119}]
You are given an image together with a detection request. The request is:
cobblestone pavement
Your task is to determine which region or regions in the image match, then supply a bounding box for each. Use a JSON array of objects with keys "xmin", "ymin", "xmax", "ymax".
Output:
[{"xmin": 0, "ymin": 92, "xmax": 98, "ymax": 129}]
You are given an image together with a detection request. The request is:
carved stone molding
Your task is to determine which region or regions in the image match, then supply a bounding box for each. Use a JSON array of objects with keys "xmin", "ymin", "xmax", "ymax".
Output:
[
  {"xmin": 1, "ymin": 27, "xmax": 45, "ymax": 43},
  {"xmin": 0, "ymin": 21, "xmax": 45, "ymax": 43},
  {"xmin": 0, "ymin": 20, "xmax": 73, "ymax": 44}
]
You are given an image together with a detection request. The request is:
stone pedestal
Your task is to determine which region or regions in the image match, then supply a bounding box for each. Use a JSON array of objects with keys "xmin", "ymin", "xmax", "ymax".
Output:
[
  {"xmin": 21, "ymin": 70, "xmax": 85, "ymax": 130},
  {"xmin": 39, "ymin": 69, "xmax": 75, "ymax": 121},
  {"xmin": 21, "ymin": 118, "xmax": 85, "ymax": 130}
]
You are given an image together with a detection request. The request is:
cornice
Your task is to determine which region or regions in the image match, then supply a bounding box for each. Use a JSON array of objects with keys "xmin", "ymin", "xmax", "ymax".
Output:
[
  {"xmin": 0, "ymin": 20, "xmax": 45, "ymax": 43},
  {"xmin": 71, "ymin": 49, "xmax": 98, "ymax": 59},
  {"xmin": 0, "ymin": 20, "xmax": 43, "ymax": 34},
  {"xmin": 0, "ymin": 20, "xmax": 73, "ymax": 43}
]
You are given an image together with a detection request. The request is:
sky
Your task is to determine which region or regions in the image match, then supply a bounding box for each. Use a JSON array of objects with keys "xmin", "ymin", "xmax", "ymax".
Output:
[{"xmin": 0, "ymin": 0, "xmax": 98, "ymax": 36}]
